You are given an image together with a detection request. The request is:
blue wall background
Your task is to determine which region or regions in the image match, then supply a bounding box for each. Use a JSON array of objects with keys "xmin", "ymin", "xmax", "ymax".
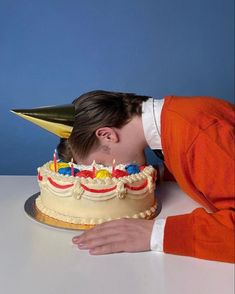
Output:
[{"xmin": 0, "ymin": 0, "xmax": 234, "ymax": 175}]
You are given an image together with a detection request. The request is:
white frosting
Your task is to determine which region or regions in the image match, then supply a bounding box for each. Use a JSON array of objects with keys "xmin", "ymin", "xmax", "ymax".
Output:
[
  {"xmin": 36, "ymin": 196, "xmax": 157, "ymax": 225},
  {"xmin": 36, "ymin": 161, "xmax": 157, "ymax": 225}
]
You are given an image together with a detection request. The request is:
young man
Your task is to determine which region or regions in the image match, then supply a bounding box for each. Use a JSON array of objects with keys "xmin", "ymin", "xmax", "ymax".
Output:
[{"xmin": 70, "ymin": 90, "xmax": 235, "ymax": 263}]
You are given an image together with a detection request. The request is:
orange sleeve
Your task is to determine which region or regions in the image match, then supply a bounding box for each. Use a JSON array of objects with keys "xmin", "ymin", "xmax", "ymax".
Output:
[
  {"xmin": 161, "ymin": 97, "xmax": 235, "ymax": 263},
  {"xmin": 163, "ymin": 125, "xmax": 235, "ymax": 263},
  {"xmin": 163, "ymin": 123, "xmax": 235, "ymax": 262},
  {"xmin": 164, "ymin": 208, "xmax": 235, "ymax": 263}
]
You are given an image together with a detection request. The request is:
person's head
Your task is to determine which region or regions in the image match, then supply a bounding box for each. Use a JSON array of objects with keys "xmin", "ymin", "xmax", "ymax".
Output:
[{"xmin": 68, "ymin": 90, "xmax": 149, "ymax": 165}]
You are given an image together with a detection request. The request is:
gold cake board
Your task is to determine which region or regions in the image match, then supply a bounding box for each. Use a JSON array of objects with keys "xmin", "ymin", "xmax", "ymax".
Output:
[
  {"xmin": 24, "ymin": 193, "xmax": 94, "ymax": 230},
  {"xmin": 24, "ymin": 193, "xmax": 161, "ymax": 231}
]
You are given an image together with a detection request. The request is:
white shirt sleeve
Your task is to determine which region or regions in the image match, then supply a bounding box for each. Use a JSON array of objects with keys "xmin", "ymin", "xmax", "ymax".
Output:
[
  {"xmin": 142, "ymin": 98, "xmax": 164, "ymax": 150},
  {"xmin": 150, "ymin": 218, "xmax": 166, "ymax": 252}
]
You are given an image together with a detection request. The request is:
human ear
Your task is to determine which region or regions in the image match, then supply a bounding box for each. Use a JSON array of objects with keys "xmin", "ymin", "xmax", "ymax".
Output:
[{"xmin": 95, "ymin": 127, "xmax": 119, "ymax": 143}]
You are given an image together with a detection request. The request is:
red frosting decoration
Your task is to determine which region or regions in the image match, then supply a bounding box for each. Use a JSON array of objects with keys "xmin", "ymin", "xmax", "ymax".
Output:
[
  {"xmin": 140, "ymin": 165, "xmax": 147, "ymax": 171},
  {"xmin": 125, "ymin": 179, "xmax": 148, "ymax": 190},
  {"xmin": 48, "ymin": 177, "xmax": 74, "ymax": 189},
  {"xmin": 80, "ymin": 183, "xmax": 117, "ymax": 193},
  {"xmin": 112, "ymin": 169, "xmax": 129, "ymax": 178},
  {"xmin": 38, "ymin": 171, "xmax": 43, "ymax": 181},
  {"xmin": 75, "ymin": 170, "xmax": 94, "ymax": 178},
  {"xmin": 152, "ymin": 171, "xmax": 157, "ymax": 183},
  {"xmin": 80, "ymin": 179, "xmax": 148, "ymax": 194}
]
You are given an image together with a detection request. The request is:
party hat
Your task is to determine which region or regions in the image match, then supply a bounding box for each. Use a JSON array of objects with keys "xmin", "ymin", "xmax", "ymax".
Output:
[{"xmin": 11, "ymin": 104, "xmax": 75, "ymax": 138}]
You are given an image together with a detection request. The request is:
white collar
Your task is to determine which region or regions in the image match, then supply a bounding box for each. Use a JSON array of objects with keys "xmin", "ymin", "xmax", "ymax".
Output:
[{"xmin": 142, "ymin": 98, "xmax": 164, "ymax": 149}]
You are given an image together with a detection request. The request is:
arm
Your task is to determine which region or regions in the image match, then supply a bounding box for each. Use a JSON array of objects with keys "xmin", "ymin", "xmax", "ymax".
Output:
[
  {"xmin": 164, "ymin": 208, "xmax": 235, "ymax": 263},
  {"xmin": 162, "ymin": 117, "xmax": 235, "ymax": 263}
]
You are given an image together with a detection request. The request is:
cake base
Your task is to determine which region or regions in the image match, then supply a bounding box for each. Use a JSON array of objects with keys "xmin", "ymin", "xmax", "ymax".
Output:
[
  {"xmin": 24, "ymin": 193, "xmax": 94, "ymax": 230},
  {"xmin": 24, "ymin": 193, "xmax": 161, "ymax": 231}
]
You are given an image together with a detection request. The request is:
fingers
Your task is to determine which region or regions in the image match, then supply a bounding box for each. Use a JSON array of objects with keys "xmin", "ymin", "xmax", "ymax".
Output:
[
  {"xmin": 72, "ymin": 219, "xmax": 127, "ymax": 244},
  {"xmin": 89, "ymin": 243, "xmax": 124, "ymax": 255},
  {"xmin": 72, "ymin": 218, "xmax": 155, "ymax": 255},
  {"xmin": 74, "ymin": 229, "xmax": 121, "ymax": 248},
  {"xmin": 72, "ymin": 220, "xmax": 128, "ymax": 255},
  {"xmin": 79, "ymin": 235, "xmax": 126, "ymax": 255}
]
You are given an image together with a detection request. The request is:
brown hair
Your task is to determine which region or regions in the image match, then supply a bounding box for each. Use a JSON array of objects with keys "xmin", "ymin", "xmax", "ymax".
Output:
[
  {"xmin": 57, "ymin": 138, "xmax": 73, "ymax": 162},
  {"xmin": 68, "ymin": 90, "xmax": 149, "ymax": 160}
]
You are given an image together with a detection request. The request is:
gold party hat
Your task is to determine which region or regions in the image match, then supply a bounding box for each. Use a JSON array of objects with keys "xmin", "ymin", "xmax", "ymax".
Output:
[{"xmin": 11, "ymin": 104, "xmax": 75, "ymax": 138}]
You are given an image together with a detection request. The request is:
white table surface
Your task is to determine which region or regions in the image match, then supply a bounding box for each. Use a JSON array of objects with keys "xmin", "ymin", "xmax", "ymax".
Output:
[{"xmin": 0, "ymin": 176, "xmax": 234, "ymax": 294}]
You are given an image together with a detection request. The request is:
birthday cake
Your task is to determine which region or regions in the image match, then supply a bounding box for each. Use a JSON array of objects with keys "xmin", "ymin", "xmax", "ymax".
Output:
[{"xmin": 36, "ymin": 161, "xmax": 157, "ymax": 227}]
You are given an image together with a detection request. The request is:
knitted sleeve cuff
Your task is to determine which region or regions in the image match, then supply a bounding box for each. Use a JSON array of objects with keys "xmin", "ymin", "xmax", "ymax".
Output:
[{"xmin": 164, "ymin": 213, "xmax": 195, "ymax": 257}]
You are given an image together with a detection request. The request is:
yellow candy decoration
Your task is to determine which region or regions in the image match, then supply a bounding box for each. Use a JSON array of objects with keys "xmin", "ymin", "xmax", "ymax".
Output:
[
  {"xmin": 49, "ymin": 161, "xmax": 70, "ymax": 171},
  {"xmin": 95, "ymin": 169, "xmax": 112, "ymax": 179}
]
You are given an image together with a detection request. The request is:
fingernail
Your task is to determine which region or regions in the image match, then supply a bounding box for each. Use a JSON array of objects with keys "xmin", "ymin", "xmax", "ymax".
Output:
[
  {"xmin": 78, "ymin": 243, "xmax": 88, "ymax": 249},
  {"xmin": 72, "ymin": 236, "xmax": 81, "ymax": 242}
]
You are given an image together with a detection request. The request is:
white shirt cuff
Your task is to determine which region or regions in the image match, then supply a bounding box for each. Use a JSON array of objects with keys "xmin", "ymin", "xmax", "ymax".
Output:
[{"xmin": 150, "ymin": 218, "xmax": 166, "ymax": 252}]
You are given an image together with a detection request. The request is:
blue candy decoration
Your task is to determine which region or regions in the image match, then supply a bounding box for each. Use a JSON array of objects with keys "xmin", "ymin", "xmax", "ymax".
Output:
[
  {"xmin": 125, "ymin": 164, "xmax": 140, "ymax": 175},
  {"xmin": 58, "ymin": 167, "xmax": 79, "ymax": 176},
  {"xmin": 74, "ymin": 168, "xmax": 79, "ymax": 174}
]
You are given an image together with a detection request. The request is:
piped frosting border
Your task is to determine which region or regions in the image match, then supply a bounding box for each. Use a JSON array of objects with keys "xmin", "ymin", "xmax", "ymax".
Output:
[{"xmin": 36, "ymin": 195, "xmax": 157, "ymax": 225}]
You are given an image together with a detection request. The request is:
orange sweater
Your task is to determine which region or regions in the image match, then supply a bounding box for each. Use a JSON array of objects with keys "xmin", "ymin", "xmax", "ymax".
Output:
[{"xmin": 161, "ymin": 96, "xmax": 235, "ymax": 263}]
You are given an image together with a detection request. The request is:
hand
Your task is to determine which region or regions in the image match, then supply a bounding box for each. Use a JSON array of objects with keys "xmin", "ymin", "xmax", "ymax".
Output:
[{"xmin": 72, "ymin": 218, "xmax": 155, "ymax": 255}]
